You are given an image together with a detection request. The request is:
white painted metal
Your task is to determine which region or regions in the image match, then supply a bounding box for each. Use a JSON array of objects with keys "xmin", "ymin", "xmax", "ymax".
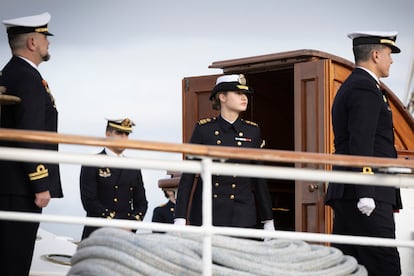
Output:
[{"xmin": 0, "ymin": 146, "xmax": 413, "ymax": 274}]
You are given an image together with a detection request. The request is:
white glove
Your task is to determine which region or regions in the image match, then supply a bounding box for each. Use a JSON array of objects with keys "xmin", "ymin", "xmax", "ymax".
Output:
[
  {"xmin": 174, "ymin": 218, "xmax": 186, "ymax": 225},
  {"xmin": 357, "ymin": 197, "xmax": 375, "ymax": 216},
  {"xmin": 263, "ymin": 219, "xmax": 275, "ymax": 231},
  {"xmin": 263, "ymin": 219, "xmax": 275, "ymax": 242}
]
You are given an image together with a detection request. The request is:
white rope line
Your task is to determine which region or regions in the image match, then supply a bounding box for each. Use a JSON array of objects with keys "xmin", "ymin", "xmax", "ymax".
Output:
[{"xmin": 68, "ymin": 228, "xmax": 368, "ymax": 276}]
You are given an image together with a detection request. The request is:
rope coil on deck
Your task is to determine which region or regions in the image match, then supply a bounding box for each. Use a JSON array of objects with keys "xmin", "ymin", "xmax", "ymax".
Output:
[{"xmin": 68, "ymin": 228, "xmax": 367, "ymax": 276}]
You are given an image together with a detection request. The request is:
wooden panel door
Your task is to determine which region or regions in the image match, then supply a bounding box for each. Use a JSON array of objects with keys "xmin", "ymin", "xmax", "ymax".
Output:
[
  {"xmin": 182, "ymin": 75, "xmax": 220, "ymax": 143},
  {"xmin": 294, "ymin": 59, "xmax": 351, "ymax": 233},
  {"xmin": 294, "ymin": 59, "xmax": 329, "ymax": 233}
]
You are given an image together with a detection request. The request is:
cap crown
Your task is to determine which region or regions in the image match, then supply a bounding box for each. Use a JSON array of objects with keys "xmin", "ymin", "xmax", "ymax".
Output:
[
  {"xmin": 210, "ymin": 74, "xmax": 253, "ymax": 100},
  {"xmin": 348, "ymin": 31, "xmax": 400, "ymax": 53},
  {"xmin": 2, "ymin": 12, "xmax": 53, "ymax": 36}
]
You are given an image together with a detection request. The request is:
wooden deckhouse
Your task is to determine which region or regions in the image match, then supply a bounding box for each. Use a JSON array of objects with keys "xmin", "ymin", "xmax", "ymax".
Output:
[{"xmin": 160, "ymin": 49, "xmax": 414, "ymax": 234}]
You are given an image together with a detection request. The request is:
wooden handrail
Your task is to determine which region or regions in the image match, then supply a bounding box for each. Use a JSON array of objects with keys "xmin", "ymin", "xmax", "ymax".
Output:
[{"xmin": 0, "ymin": 128, "xmax": 413, "ymax": 169}]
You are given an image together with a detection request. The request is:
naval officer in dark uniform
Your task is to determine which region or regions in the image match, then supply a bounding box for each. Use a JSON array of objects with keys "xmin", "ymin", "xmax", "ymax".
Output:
[
  {"xmin": 80, "ymin": 118, "xmax": 148, "ymax": 239},
  {"xmin": 152, "ymin": 189, "xmax": 176, "ymax": 225},
  {"xmin": 0, "ymin": 12, "xmax": 63, "ymax": 276},
  {"xmin": 325, "ymin": 31, "xmax": 403, "ymax": 276},
  {"xmin": 174, "ymin": 74, "xmax": 275, "ymax": 235}
]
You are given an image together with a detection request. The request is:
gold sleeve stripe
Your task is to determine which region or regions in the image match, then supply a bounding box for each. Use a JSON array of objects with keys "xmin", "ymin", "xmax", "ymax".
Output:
[
  {"xmin": 361, "ymin": 167, "xmax": 374, "ymax": 174},
  {"xmin": 28, "ymin": 164, "xmax": 49, "ymax": 181}
]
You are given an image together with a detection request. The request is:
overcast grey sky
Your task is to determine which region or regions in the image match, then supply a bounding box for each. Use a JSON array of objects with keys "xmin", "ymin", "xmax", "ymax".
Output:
[{"xmin": 1, "ymin": 0, "xmax": 413, "ymax": 243}]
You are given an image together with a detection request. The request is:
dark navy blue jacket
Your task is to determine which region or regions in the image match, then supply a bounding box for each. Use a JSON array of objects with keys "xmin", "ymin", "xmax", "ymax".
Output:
[
  {"xmin": 325, "ymin": 68, "xmax": 402, "ymax": 210},
  {"xmin": 175, "ymin": 115, "xmax": 273, "ymax": 227},
  {"xmin": 0, "ymin": 56, "xmax": 62, "ymax": 198},
  {"xmin": 80, "ymin": 149, "xmax": 148, "ymax": 238},
  {"xmin": 152, "ymin": 200, "xmax": 175, "ymax": 224}
]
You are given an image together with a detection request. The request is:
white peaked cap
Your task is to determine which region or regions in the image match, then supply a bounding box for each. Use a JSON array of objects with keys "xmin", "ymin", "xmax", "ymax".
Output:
[
  {"xmin": 2, "ymin": 12, "xmax": 53, "ymax": 36},
  {"xmin": 3, "ymin": 12, "xmax": 51, "ymax": 27},
  {"xmin": 216, "ymin": 74, "xmax": 241, "ymax": 84},
  {"xmin": 347, "ymin": 30, "xmax": 400, "ymax": 53},
  {"xmin": 347, "ymin": 31, "xmax": 398, "ymax": 40}
]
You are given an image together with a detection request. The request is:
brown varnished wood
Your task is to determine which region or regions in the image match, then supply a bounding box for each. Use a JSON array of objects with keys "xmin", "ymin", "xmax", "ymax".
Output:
[{"xmin": 0, "ymin": 128, "xmax": 413, "ymax": 169}]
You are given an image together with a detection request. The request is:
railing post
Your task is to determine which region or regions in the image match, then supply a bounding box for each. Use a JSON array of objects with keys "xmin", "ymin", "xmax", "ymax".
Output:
[{"xmin": 201, "ymin": 157, "xmax": 213, "ymax": 276}]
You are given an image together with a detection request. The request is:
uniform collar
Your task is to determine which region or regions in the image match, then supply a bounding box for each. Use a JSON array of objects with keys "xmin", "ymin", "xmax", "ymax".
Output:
[
  {"xmin": 104, "ymin": 147, "xmax": 124, "ymax": 157},
  {"xmin": 217, "ymin": 115, "xmax": 243, "ymax": 132},
  {"xmin": 356, "ymin": 66, "xmax": 380, "ymax": 85},
  {"xmin": 16, "ymin": 55, "xmax": 38, "ymax": 70}
]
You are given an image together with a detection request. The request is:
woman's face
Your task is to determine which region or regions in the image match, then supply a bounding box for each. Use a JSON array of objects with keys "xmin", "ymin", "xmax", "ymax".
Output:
[{"xmin": 220, "ymin": 91, "xmax": 248, "ymax": 113}]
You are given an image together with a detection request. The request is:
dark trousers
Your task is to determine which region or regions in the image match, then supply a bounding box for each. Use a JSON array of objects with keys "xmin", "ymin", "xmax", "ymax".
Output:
[
  {"xmin": 0, "ymin": 195, "xmax": 41, "ymax": 276},
  {"xmin": 331, "ymin": 199, "xmax": 401, "ymax": 276},
  {"xmin": 81, "ymin": 225, "xmax": 98, "ymax": 240}
]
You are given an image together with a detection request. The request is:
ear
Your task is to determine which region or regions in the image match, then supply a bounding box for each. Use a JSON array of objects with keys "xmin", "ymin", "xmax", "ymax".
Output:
[
  {"xmin": 371, "ymin": 49, "xmax": 380, "ymax": 63},
  {"xmin": 218, "ymin": 92, "xmax": 226, "ymax": 102},
  {"xmin": 26, "ymin": 35, "xmax": 36, "ymax": 51}
]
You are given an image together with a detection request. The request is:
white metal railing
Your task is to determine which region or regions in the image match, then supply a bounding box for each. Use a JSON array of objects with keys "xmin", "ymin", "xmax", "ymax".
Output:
[{"xmin": 0, "ymin": 145, "xmax": 414, "ymax": 275}]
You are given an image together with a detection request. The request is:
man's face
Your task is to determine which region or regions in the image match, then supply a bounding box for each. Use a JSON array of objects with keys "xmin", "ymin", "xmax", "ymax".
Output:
[
  {"xmin": 109, "ymin": 130, "xmax": 130, "ymax": 138},
  {"xmin": 374, "ymin": 46, "xmax": 393, "ymax": 78},
  {"xmin": 106, "ymin": 129, "xmax": 130, "ymax": 154},
  {"xmin": 32, "ymin": 33, "xmax": 51, "ymax": 62}
]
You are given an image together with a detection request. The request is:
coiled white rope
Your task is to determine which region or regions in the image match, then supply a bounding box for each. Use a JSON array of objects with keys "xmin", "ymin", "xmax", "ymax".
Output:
[{"xmin": 68, "ymin": 228, "xmax": 367, "ymax": 276}]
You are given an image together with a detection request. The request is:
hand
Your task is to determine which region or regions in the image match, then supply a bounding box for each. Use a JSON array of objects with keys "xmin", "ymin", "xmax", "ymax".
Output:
[
  {"xmin": 0, "ymin": 86, "xmax": 6, "ymax": 94},
  {"xmin": 357, "ymin": 197, "xmax": 375, "ymax": 216},
  {"xmin": 34, "ymin": 190, "xmax": 51, "ymax": 208},
  {"xmin": 263, "ymin": 219, "xmax": 275, "ymax": 242},
  {"xmin": 174, "ymin": 218, "xmax": 186, "ymax": 226},
  {"xmin": 121, "ymin": 228, "xmax": 133, "ymax": 232}
]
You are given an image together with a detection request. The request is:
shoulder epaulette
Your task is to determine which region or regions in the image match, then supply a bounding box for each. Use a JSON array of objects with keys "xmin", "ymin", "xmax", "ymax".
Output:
[
  {"xmin": 243, "ymin": 119, "xmax": 259, "ymax": 127},
  {"xmin": 197, "ymin": 117, "xmax": 216, "ymax": 125}
]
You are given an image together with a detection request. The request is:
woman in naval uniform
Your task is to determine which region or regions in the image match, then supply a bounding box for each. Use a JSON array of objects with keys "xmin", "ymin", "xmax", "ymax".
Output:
[{"xmin": 174, "ymin": 74, "xmax": 275, "ymax": 235}]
